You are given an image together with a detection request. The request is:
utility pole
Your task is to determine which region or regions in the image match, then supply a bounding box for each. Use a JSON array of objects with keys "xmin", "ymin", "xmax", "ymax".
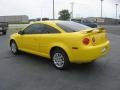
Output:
[
  {"xmin": 115, "ymin": 4, "xmax": 118, "ymax": 19},
  {"xmin": 100, "ymin": 0, "xmax": 104, "ymax": 18},
  {"xmin": 70, "ymin": 2, "xmax": 74, "ymax": 20},
  {"xmin": 53, "ymin": 0, "xmax": 55, "ymax": 20}
]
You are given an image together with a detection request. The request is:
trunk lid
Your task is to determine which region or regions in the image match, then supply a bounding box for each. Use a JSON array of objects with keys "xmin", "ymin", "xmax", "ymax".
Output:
[{"xmin": 81, "ymin": 27, "xmax": 108, "ymax": 46}]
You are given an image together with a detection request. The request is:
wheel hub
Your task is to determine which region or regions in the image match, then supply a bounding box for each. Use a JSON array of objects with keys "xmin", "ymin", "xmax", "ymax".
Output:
[
  {"xmin": 11, "ymin": 43, "xmax": 17, "ymax": 53},
  {"xmin": 53, "ymin": 53, "xmax": 65, "ymax": 68}
]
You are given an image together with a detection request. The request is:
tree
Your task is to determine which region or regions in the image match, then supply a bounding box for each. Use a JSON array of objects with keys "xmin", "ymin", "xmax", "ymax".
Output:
[{"xmin": 58, "ymin": 9, "xmax": 70, "ymax": 20}]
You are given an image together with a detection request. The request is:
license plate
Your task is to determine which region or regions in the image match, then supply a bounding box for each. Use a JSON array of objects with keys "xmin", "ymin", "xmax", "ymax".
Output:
[{"xmin": 102, "ymin": 47, "xmax": 106, "ymax": 53}]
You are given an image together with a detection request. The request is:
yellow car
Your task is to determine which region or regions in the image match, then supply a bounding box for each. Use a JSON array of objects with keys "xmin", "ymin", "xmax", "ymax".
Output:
[{"xmin": 10, "ymin": 21, "xmax": 110, "ymax": 69}]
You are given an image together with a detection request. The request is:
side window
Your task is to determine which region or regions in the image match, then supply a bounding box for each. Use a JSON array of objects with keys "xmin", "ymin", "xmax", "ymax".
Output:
[
  {"xmin": 23, "ymin": 24, "xmax": 44, "ymax": 34},
  {"xmin": 42, "ymin": 25, "xmax": 61, "ymax": 34}
]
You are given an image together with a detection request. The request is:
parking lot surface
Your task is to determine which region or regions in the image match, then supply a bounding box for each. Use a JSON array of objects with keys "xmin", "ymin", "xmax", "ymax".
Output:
[{"xmin": 0, "ymin": 24, "xmax": 120, "ymax": 90}]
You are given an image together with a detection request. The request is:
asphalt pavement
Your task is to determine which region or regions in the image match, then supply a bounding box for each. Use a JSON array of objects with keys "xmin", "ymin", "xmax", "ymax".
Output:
[
  {"xmin": 104, "ymin": 25, "xmax": 120, "ymax": 35},
  {"xmin": 0, "ymin": 25, "xmax": 120, "ymax": 90}
]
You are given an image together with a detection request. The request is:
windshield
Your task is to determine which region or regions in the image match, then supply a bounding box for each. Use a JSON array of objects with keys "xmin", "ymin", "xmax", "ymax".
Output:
[{"xmin": 56, "ymin": 21, "xmax": 91, "ymax": 32}]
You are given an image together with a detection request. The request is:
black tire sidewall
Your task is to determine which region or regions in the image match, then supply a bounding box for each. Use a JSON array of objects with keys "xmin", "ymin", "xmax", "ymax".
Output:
[{"xmin": 3, "ymin": 31, "xmax": 6, "ymax": 35}]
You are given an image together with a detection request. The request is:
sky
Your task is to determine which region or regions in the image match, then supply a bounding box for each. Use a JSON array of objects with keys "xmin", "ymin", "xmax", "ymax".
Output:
[{"xmin": 0, "ymin": 0, "xmax": 120, "ymax": 19}]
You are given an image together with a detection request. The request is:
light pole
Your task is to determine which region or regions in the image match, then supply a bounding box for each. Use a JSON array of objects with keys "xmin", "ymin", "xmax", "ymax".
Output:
[
  {"xmin": 100, "ymin": 0, "xmax": 104, "ymax": 18},
  {"xmin": 70, "ymin": 2, "xmax": 74, "ymax": 20},
  {"xmin": 115, "ymin": 4, "xmax": 118, "ymax": 19},
  {"xmin": 53, "ymin": 0, "xmax": 55, "ymax": 20}
]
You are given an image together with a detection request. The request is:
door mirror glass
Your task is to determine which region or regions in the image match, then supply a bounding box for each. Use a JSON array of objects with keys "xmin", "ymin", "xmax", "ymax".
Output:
[{"xmin": 18, "ymin": 31, "xmax": 24, "ymax": 35}]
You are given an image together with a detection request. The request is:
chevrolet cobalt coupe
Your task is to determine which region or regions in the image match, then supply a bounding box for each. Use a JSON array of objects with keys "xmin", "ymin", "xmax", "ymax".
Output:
[{"xmin": 10, "ymin": 21, "xmax": 110, "ymax": 69}]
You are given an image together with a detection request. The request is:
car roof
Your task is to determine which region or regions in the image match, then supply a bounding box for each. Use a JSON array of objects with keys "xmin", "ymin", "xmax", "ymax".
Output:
[{"xmin": 31, "ymin": 20, "xmax": 62, "ymax": 24}]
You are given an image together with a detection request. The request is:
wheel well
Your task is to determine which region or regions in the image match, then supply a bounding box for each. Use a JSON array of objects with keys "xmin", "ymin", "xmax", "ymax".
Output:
[
  {"xmin": 10, "ymin": 39, "xmax": 15, "ymax": 46},
  {"xmin": 50, "ymin": 46, "xmax": 67, "ymax": 58}
]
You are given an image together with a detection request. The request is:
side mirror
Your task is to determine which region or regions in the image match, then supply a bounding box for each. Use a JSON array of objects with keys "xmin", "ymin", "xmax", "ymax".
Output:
[{"xmin": 18, "ymin": 31, "xmax": 24, "ymax": 35}]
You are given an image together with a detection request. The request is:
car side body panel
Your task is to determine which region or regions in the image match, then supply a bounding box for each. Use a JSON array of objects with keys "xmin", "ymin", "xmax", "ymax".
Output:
[{"xmin": 10, "ymin": 21, "xmax": 110, "ymax": 63}]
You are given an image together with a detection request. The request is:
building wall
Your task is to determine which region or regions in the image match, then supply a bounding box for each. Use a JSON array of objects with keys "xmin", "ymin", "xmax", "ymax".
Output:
[
  {"xmin": 0, "ymin": 15, "xmax": 29, "ymax": 23},
  {"xmin": 85, "ymin": 17, "xmax": 119, "ymax": 25}
]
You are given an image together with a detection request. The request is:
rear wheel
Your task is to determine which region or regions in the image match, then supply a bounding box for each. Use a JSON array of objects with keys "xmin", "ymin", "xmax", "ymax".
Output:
[
  {"xmin": 10, "ymin": 41, "xmax": 19, "ymax": 54},
  {"xmin": 51, "ymin": 48, "xmax": 70, "ymax": 70}
]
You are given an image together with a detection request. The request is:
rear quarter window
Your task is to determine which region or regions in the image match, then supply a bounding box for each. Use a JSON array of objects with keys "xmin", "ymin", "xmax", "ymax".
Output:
[{"xmin": 56, "ymin": 21, "xmax": 91, "ymax": 32}]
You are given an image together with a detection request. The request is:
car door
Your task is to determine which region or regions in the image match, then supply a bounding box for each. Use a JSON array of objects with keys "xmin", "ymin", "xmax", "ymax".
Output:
[
  {"xmin": 38, "ymin": 24, "xmax": 61, "ymax": 56},
  {"xmin": 19, "ymin": 24, "xmax": 44, "ymax": 53}
]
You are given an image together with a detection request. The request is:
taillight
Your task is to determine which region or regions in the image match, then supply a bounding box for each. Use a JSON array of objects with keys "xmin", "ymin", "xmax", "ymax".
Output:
[{"xmin": 83, "ymin": 38, "xmax": 90, "ymax": 45}]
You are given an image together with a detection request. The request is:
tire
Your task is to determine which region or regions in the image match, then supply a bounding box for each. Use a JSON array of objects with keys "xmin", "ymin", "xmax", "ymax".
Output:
[
  {"xmin": 10, "ymin": 41, "xmax": 19, "ymax": 54},
  {"xmin": 3, "ymin": 31, "xmax": 6, "ymax": 35},
  {"xmin": 51, "ymin": 48, "xmax": 70, "ymax": 70}
]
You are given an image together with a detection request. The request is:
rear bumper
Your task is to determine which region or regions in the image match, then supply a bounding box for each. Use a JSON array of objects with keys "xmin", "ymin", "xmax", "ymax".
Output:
[{"xmin": 69, "ymin": 41, "xmax": 110, "ymax": 63}]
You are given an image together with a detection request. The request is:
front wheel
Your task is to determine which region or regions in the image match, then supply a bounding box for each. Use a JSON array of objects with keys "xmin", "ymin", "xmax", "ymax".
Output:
[
  {"xmin": 3, "ymin": 31, "xmax": 6, "ymax": 35},
  {"xmin": 51, "ymin": 49, "xmax": 70, "ymax": 70},
  {"xmin": 10, "ymin": 41, "xmax": 19, "ymax": 54}
]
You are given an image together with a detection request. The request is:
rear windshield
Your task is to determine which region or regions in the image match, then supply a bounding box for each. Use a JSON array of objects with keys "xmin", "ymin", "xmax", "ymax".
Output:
[{"xmin": 56, "ymin": 21, "xmax": 91, "ymax": 32}]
